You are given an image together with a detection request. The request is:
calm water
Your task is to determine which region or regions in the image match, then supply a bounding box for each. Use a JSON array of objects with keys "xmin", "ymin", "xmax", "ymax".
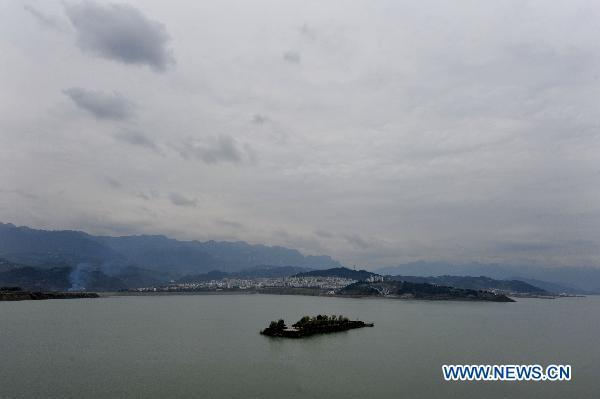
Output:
[{"xmin": 1, "ymin": 294, "xmax": 599, "ymax": 398}]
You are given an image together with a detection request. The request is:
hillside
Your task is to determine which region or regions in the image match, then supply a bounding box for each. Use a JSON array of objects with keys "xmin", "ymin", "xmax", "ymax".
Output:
[
  {"xmin": 376, "ymin": 261, "xmax": 600, "ymax": 294},
  {"xmin": 339, "ymin": 281, "xmax": 514, "ymax": 302},
  {"xmin": 389, "ymin": 275, "xmax": 547, "ymax": 294},
  {"xmin": 0, "ymin": 262, "xmax": 127, "ymax": 292}
]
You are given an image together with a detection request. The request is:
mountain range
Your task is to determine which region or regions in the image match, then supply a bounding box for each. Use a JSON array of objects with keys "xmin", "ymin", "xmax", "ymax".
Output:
[
  {"xmin": 0, "ymin": 222, "xmax": 341, "ymax": 291},
  {"xmin": 376, "ymin": 262, "xmax": 600, "ymax": 294},
  {"xmin": 2, "ymin": 222, "xmax": 600, "ymax": 294},
  {"xmin": 0, "ymin": 222, "xmax": 340, "ymax": 275}
]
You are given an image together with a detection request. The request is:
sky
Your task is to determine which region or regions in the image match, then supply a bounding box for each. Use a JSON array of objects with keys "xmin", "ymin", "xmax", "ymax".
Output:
[{"xmin": 1, "ymin": 0, "xmax": 599, "ymax": 268}]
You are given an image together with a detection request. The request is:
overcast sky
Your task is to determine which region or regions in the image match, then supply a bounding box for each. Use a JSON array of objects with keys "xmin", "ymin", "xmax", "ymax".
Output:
[{"xmin": 1, "ymin": 0, "xmax": 599, "ymax": 268}]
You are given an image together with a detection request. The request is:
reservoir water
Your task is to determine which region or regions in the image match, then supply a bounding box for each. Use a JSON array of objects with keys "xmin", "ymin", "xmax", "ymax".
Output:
[{"xmin": 1, "ymin": 294, "xmax": 598, "ymax": 398}]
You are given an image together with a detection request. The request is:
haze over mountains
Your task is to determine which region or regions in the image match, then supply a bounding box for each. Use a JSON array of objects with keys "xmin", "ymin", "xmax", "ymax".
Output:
[
  {"xmin": 376, "ymin": 262, "xmax": 600, "ymax": 294},
  {"xmin": 1, "ymin": 222, "xmax": 600, "ymax": 293},
  {"xmin": 0, "ymin": 222, "xmax": 340, "ymax": 275}
]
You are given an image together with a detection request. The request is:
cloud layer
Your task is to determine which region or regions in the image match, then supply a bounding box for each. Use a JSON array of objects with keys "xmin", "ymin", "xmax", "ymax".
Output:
[
  {"xmin": 64, "ymin": 1, "xmax": 174, "ymax": 71},
  {"xmin": 63, "ymin": 87, "xmax": 134, "ymax": 120},
  {"xmin": 175, "ymin": 135, "xmax": 245, "ymax": 164},
  {"xmin": 113, "ymin": 130, "xmax": 157, "ymax": 150},
  {"xmin": 3, "ymin": 0, "xmax": 600, "ymax": 268}
]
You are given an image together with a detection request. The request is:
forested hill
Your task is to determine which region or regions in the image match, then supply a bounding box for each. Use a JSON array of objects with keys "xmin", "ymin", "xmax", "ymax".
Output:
[{"xmin": 389, "ymin": 275, "xmax": 548, "ymax": 294}]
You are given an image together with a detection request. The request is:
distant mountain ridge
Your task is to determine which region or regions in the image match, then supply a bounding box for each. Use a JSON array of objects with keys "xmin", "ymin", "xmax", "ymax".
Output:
[
  {"xmin": 0, "ymin": 223, "xmax": 124, "ymax": 267},
  {"xmin": 376, "ymin": 261, "xmax": 600, "ymax": 294},
  {"xmin": 0, "ymin": 222, "xmax": 342, "ymax": 276}
]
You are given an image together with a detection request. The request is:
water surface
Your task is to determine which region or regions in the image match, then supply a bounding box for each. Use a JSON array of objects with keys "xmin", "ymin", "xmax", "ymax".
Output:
[{"xmin": 1, "ymin": 294, "xmax": 598, "ymax": 398}]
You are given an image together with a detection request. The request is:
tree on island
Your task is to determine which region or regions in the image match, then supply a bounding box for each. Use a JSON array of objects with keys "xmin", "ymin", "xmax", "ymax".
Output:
[
  {"xmin": 292, "ymin": 314, "xmax": 350, "ymax": 328},
  {"xmin": 269, "ymin": 319, "xmax": 286, "ymax": 331}
]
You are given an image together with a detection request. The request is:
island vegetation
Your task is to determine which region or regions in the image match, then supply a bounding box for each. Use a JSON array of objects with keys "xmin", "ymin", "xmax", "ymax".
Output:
[{"xmin": 261, "ymin": 314, "xmax": 374, "ymax": 338}]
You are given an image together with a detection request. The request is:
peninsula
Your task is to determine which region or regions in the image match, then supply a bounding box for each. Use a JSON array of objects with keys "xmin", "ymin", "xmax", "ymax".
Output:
[
  {"xmin": 339, "ymin": 280, "xmax": 514, "ymax": 302},
  {"xmin": 261, "ymin": 315, "xmax": 374, "ymax": 338}
]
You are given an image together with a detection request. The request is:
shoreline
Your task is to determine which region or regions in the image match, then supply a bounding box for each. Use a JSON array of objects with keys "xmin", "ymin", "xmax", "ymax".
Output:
[
  {"xmin": 2, "ymin": 289, "xmax": 589, "ymax": 302},
  {"xmin": 101, "ymin": 289, "xmax": 520, "ymax": 302}
]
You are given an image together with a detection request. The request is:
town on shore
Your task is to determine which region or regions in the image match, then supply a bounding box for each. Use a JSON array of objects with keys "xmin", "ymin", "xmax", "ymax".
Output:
[{"xmin": 128, "ymin": 269, "xmax": 517, "ymax": 302}]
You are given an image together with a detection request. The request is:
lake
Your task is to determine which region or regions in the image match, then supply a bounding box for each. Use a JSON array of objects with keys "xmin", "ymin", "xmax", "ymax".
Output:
[{"xmin": 1, "ymin": 294, "xmax": 598, "ymax": 398}]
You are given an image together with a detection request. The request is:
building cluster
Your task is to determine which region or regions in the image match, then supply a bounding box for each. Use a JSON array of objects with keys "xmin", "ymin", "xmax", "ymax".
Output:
[
  {"xmin": 133, "ymin": 276, "xmax": 357, "ymax": 293},
  {"xmin": 366, "ymin": 275, "xmax": 384, "ymax": 283}
]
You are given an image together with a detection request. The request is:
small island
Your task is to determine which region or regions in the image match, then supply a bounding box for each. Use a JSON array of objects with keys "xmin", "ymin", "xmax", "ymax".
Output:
[{"xmin": 261, "ymin": 314, "xmax": 374, "ymax": 338}]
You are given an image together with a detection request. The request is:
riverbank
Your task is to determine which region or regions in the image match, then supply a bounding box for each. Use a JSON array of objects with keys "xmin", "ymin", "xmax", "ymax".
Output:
[
  {"xmin": 104, "ymin": 287, "xmax": 516, "ymax": 302},
  {"xmin": 0, "ymin": 288, "xmax": 99, "ymax": 301}
]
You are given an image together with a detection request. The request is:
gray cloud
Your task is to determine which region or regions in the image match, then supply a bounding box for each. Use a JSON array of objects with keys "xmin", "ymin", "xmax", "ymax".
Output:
[
  {"xmin": 252, "ymin": 114, "xmax": 268, "ymax": 125},
  {"xmin": 169, "ymin": 193, "xmax": 197, "ymax": 207},
  {"xmin": 215, "ymin": 219, "xmax": 244, "ymax": 229},
  {"xmin": 175, "ymin": 135, "xmax": 244, "ymax": 164},
  {"xmin": 282, "ymin": 51, "xmax": 301, "ymax": 64},
  {"xmin": 343, "ymin": 234, "xmax": 370, "ymax": 250},
  {"xmin": 0, "ymin": 189, "xmax": 39, "ymax": 200},
  {"xmin": 314, "ymin": 229, "xmax": 334, "ymax": 238},
  {"xmin": 298, "ymin": 23, "xmax": 317, "ymax": 41},
  {"xmin": 136, "ymin": 190, "xmax": 160, "ymax": 201},
  {"xmin": 64, "ymin": 1, "xmax": 174, "ymax": 72},
  {"xmin": 106, "ymin": 177, "xmax": 122, "ymax": 189},
  {"xmin": 63, "ymin": 87, "xmax": 134, "ymax": 120},
  {"xmin": 24, "ymin": 5, "xmax": 65, "ymax": 31},
  {"xmin": 114, "ymin": 130, "xmax": 157, "ymax": 150}
]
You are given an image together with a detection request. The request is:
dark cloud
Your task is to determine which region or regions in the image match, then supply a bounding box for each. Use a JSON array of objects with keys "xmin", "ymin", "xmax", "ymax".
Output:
[
  {"xmin": 343, "ymin": 233, "xmax": 370, "ymax": 250},
  {"xmin": 64, "ymin": 1, "xmax": 174, "ymax": 72},
  {"xmin": 63, "ymin": 87, "xmax": 134, "ymax": 120},
  {"xmin": 314, "ymin": 229, "xmax": 334, "ymax": 238},
  {"xmin": 169, "ymin": 192, "xmax": 197, "ymax": 207},
  {"xmin": 298, "ymin": 23, "xmax": 317, "ymax": 41},
  {"xmin": 175, "ymin": 135, "xmax": 244, "ymax": 164},
  {"xmin": 114, "ymin": 130, "xmax": 158, "ymax": 150},
  {"xmin": 283, "ymin": 51, "xmax": 301, "ymax": 64},
  {"xmin": 136, "ymin": 192, "xmax": 151, "ymax": 200},
  {"xmin": 0, "ymin": 189, "xmax": 39, "ymax": 200},
  {"xmin": 215, "ymin": 219, "xmax": 244, "ymax": 229},
  {"xmin": 252, "ymin": 114, "xmax": 268, "ymax": 124},
  {"xmin": 106, "ymin": 177, "xmax": 122, "ymax": 189},
  {"xmin": 136, "ymin": 190, "xmax": 160, "ymax": 201},
  {"xmin": 24, "ymin": 5, "xmax": 64, "ymax": 31}
]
